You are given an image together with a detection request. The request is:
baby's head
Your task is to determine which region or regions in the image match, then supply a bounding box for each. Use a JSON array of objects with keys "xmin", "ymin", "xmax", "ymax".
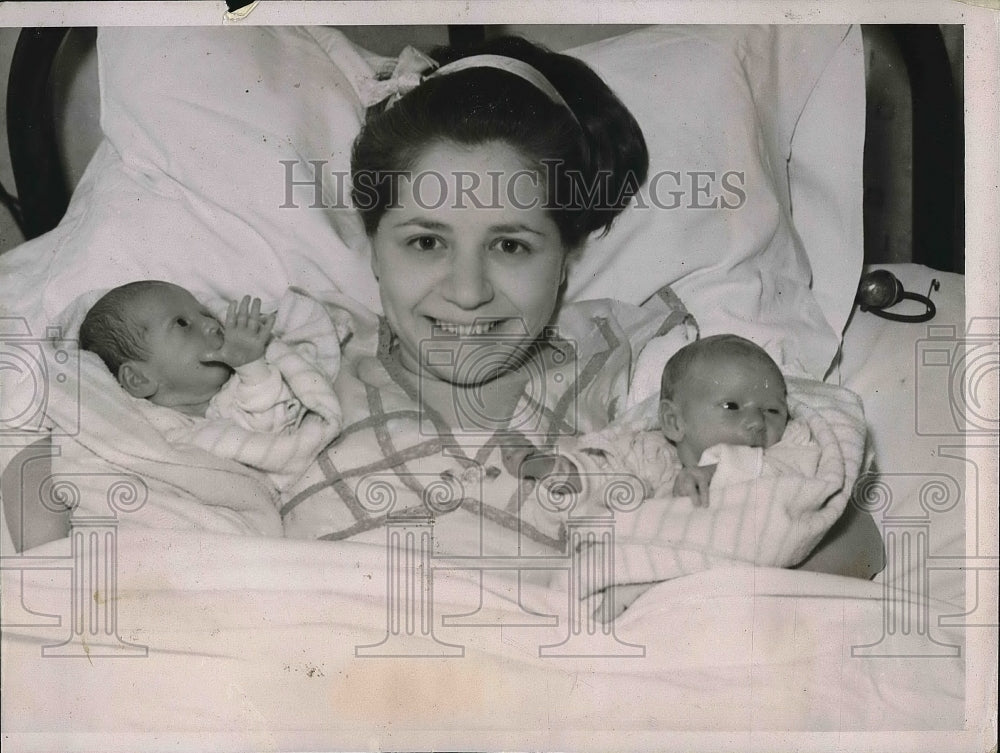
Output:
[
  {"xmin": 80, "ymin": 281, "xmax": 230, "ymax": 411},
  {"xmin": 659, "ymin": 335, "xmax": 788, "ymax": 467}
]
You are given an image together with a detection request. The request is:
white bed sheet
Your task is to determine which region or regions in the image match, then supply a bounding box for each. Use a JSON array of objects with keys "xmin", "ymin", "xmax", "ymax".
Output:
[{"xmin": 0, "ymin": 531, "xmax": 967, "ymax": 747}]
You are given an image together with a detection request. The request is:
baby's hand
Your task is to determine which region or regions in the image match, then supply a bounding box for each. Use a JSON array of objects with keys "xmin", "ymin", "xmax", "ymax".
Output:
[
  {"xmin": 202, "ymin": 296, "xmax": 276, "ymax": 368},
  {"xmin": 673, "ymin": 464, "xmax": 717, "ymax": 508}
]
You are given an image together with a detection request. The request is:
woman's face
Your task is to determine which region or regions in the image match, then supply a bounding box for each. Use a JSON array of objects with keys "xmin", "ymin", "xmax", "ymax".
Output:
[{"xmin": 371, "ymin": 140, "xmax": 569, "ymax": 385}]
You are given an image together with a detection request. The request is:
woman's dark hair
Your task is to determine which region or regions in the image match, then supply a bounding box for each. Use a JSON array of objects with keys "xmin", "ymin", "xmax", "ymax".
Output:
[{"xmin": 350, "ymin": 36, "xmax": 648, "ymax": 250}]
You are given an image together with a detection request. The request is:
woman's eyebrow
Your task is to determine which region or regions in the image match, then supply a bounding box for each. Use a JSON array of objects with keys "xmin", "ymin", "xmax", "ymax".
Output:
[
  {"xmin": 393, "ymin": 218, "xmax": 450, "ymax": 231},
  {"xmin": 488, "ymin": 223, "xmax": 544, "ymax": 236}
]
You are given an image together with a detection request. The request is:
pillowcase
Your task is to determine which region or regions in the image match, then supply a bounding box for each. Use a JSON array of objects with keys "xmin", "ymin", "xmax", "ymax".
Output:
[
  {"xmin": 0, "ymin": 26, "xmax": 381, "ymax": 333},
  {"xmin": 0, "ymin": 25, "xmax": 863, "ymax": 381},
  {"xmin": 563, "ymin": 25, "xmax": 864, "ymax": 379}
]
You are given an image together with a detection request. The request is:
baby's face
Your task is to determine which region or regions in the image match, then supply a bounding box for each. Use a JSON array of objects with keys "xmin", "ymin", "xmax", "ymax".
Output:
[
  {"xmin": 665, "ymin": 352, "xmax": 788, "ymax": 466},
  {"xmin": 126, "ymin": 285, "xmax": 231, "ymax": 407}
]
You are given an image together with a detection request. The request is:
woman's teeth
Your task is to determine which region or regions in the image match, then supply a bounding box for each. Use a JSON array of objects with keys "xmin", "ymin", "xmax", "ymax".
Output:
[{"xmin": 432, "ymin": 319, "xmax": 501, "ymax": 336}]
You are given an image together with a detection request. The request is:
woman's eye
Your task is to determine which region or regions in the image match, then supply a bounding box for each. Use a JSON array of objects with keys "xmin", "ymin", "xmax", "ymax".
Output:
[
  {"xmin": 409, "ymin": 235, "xmax": 442, "ymax": 252},
  {"xmin": 494, "ymin": 238, "xmax": 529, "ymax": 255}
]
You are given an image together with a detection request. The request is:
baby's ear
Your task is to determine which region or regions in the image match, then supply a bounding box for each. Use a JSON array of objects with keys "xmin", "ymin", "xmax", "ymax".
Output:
[
  {"xmin": 118, "ymin": 362, "xmax": 157, "ymax": 399},
  {"xmin": 659, "ymin": 399, "xmax": 684, "ymax": 443}
]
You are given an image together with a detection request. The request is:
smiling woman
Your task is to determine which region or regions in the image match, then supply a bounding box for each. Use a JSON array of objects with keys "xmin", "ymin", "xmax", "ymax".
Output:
[
  {"xmin": 281, "ymin": 35, "xmax": 664, "ymax": 539},
  {"xmin": 280, "ymin": 32, "xmax": 886, "ymax": 592},
  {"xmin": 349, "ymin": 35, "xmax": 647, "ymax": 434}
]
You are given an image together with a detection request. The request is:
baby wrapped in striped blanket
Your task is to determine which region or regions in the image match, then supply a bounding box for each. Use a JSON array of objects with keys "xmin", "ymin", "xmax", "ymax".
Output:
[
  {"xmin": 509, "ymin": 334, "xmax": 867, "ymax": 614},
  {"xmin": 80, "ymin": 282, "xmax": 350, "ymax": 492}
]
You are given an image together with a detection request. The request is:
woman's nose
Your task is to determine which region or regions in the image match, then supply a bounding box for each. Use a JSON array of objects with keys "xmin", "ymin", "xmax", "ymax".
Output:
[{"xmin": 442, "ymin": 253, "xmax": 495, "ymax": 309}]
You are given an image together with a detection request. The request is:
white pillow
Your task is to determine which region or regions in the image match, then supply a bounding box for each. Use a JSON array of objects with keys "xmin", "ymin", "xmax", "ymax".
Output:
[
  {"xmin": 0, "ymin": 25, "xmax": 863, "ymax": 380},
  {"xmin": 0, "ymin": 26, "xmax": 381, "ymax": 332},
  {"xmin": 564, "ymin": 25, "xmax": 864, "ymax": 379}
]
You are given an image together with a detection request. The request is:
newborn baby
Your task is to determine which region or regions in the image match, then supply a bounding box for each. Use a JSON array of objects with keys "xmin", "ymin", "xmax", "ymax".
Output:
[{"xmin": 81, "ymin": 280, "xmax": 301, "ymax": 433}]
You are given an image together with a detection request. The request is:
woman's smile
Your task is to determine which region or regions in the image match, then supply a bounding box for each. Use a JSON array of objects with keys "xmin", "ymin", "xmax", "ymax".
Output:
[{"xmin": 429, "ymin": 317, "xmax": 506, "ymax": 336}]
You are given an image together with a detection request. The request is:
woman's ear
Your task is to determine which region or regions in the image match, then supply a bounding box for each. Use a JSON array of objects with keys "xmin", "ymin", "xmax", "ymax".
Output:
[
  {"xmin": 659, "ymin": 399, "xmax": 684, "ymax": 443},
  {"xmin": 118, "ymin": 362, "xmax": 157, "ymax": 399}
]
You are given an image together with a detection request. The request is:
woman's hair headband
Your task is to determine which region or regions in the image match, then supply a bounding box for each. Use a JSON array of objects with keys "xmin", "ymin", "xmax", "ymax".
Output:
[{"xmin": 361, "ymin": 46, "xmax": 575, "ymax": 119}]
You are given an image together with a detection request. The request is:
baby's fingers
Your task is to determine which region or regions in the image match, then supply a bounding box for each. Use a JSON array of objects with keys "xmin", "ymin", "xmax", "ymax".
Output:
[
  {"xmin": 235, "ymin": 295, "xmax": 252, "ymax": 329},
  {"xmin": 673, "ymin": 471, "xmax": 706, "ymax": 506},
  {"xmin": 224, "ymin": 300, "xmax": 238, "ymax": 329}
]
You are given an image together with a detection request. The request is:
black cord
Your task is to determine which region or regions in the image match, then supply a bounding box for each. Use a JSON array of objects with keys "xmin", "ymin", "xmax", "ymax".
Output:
[
  {"xmin": 0, "ymin": 178, "xmax": 25, "ymax": 236},
  {"xmin": 860, "ymin": 291, "xmax": 937, "ymax": 323}
]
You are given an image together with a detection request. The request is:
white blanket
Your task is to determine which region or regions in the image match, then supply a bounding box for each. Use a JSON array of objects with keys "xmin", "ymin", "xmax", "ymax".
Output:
[{"xmin": 1, "ymin": 527, "xmax": 966, "ymax": 744}]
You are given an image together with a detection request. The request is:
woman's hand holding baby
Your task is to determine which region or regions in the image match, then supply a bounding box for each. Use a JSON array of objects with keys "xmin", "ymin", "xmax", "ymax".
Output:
[{"xmin": 202, "ymin": 295, "xmax": 276, "ymax": 368}]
